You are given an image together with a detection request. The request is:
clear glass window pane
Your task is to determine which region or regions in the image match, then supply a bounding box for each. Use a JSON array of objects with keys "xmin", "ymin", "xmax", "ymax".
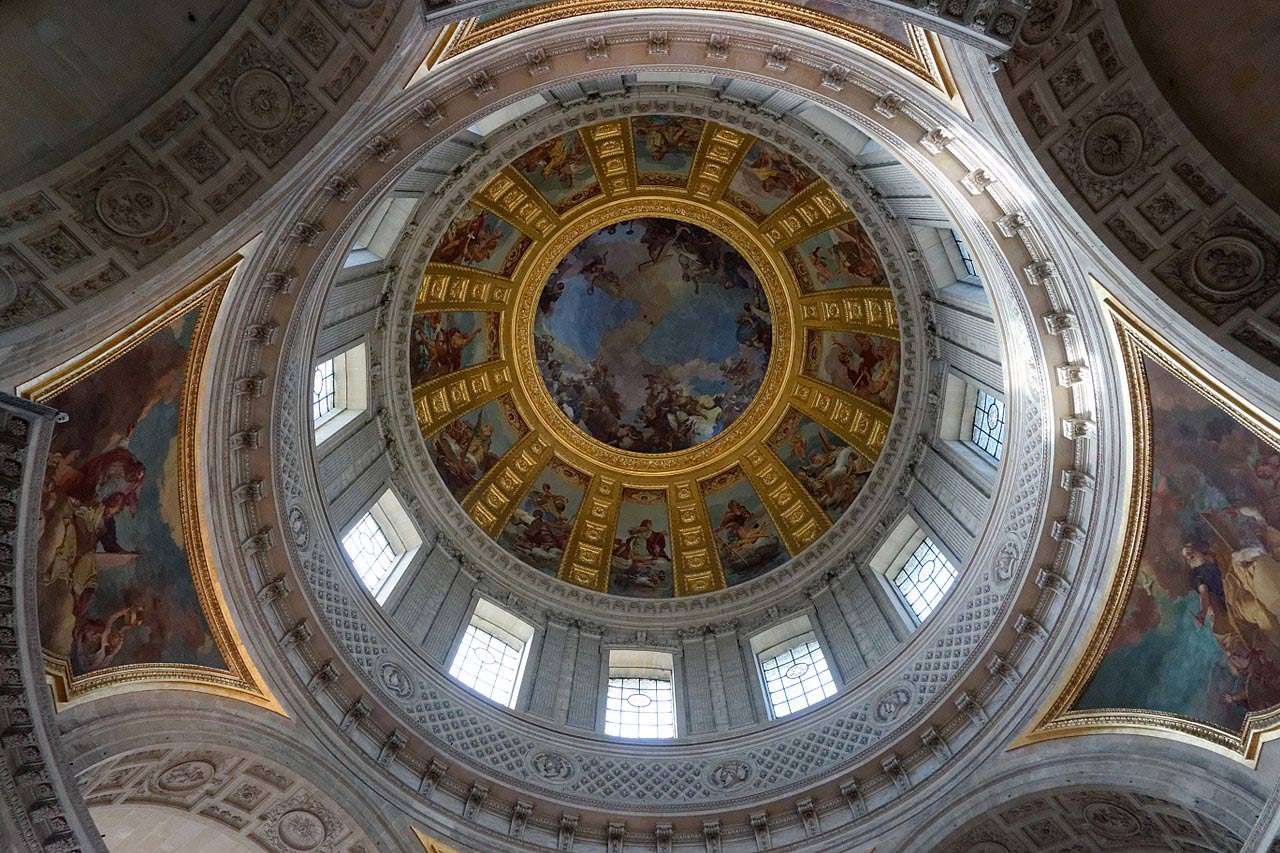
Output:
[
  {"xmin": 759, "ymin": 639, "xmax": 837, "ymax": 718},
  {"xmin": 448, "ymin": 623, "xmax": 525, "ymax": 707},
  {"xmin": 970, "ymin": 388, "xmax": 1006, "ymax": 462},
  {"xmin": 341, "ymin": 512, "xmax": 397, "ymax": 593},
  {"xmin": 605, "ymin": 670, "xmax": 676, "ymax": 739},
  {"xmin": 313, "ymin": 359, "xmax": 337, "ymax": 424},
  {"xmin": 892, "ymin": 538, "xmax": 958, "ymax": 621},
  {"xmin": 951, "ymin": 229, "xmax": 977, "ymax": 277}
]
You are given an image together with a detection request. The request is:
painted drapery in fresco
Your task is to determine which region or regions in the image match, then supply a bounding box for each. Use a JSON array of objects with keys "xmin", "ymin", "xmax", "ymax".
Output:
[{"xmin": 1076, "ymin": 354, "xmax": 1280, "ymax": 732}]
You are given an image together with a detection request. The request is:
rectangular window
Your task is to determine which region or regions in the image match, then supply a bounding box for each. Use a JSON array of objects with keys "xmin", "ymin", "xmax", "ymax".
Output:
[
  {"xmin": 340, "ymin": 489, "xmax": 422, "ymax": 603},
  {"xmin": 312, "ymin": 359, "xmax": 337, "ymax": 424},
  {"xmin": 448, "ymin": 600, "xmax": 533, "ymax": 708},
  {"xmin": 892, "ymin": 537, "xmax": 958, "ymax": 621},
  {"xmin": 313, "ymin": 343, "xmax": 369, "ymax": 445},
  {"xmin": 604, "ymin": 650, "xmax": 676, "ymax": 739},
  {"xmin": 759, "ymin": 637, "xmax": 838, "ymax": 719},
  {"xmin": 951, "ymin": 229, "xmax": 977, "ymax": 277},
  {"xmin": 969, "ymin": 388, "xmax": 1007, "ymax": 462}
]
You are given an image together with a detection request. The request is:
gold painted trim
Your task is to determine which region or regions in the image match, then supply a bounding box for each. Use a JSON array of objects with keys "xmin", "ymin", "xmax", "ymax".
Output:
[
  {"xmin": 799, "ymin": 287, "xmax": 899, "ymax": 338},
  {"xmin": 412, "ymin": 361, "xmax": 515, "ymax": 434},
  {"xmin": 791, "ymin": 375, "xmax": 892, "ymax": 462},
  {"xmin": 23, "ymin": 256, "xmax": 283, "ymax": 714},
  {"xmin": 462, "ymin": 430, "xmax": 556, "ymax": 537},
  {"xmin": 579, "ymin": 119, "xmax": 636, "ymax": 197},
  {"xmin": 687, "ymin": 122, "xmax": 754, "ymax": 204},
  {"xmin": 670, "ymin": 479, "xmax": 725, "ymax": 594},
  {"xmin": 417, "ymin": 265, "xmax": 518, "ymax": 312},
  {"xmin": 759, "ymin": 181, "xmax": 853, "ymax": 250},
  {"xmin": 561, "ymin": 473, "xmax": 625, "ymax": 591},
  {"xmin": 1014, "ymin": 285, "xmax": 1280, "ymax": 762},
  {"xmin": 474, "ymin": 166, "xmax": 562, "ymax": 240},
  {"xmin": 740, "ymin": 444, "xmax": 830, "ymax": 557},
  {"xmin": 438, "ymin": 0, "xmax": 945, "ymax": 94}
]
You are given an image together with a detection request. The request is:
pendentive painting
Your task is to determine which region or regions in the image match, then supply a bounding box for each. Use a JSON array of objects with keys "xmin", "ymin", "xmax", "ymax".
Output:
[
  {"xmin": 429, "ymin": 397, "xmax": 522, "ymax": 502},
  {"xmin": 704, "ymin": 471, "xmax": 790, "ymax": 587},
  {"xmin": 498, "ymin": 463, "xmax": 586, "ymax": 577},
  {"xmin": 409, "ymin": 311, "xmax": 492, "ymax": 387},
  {"xmin": 1074, "ymin": 353, "xmax": 1280, "ymax": 732},
  {"xmin": 35, "ymin": 300, "xmax": 225, "ymax": 681},
  {"xmin": 609, "ymin": 495, "xmax": 675, "ymax": 598},
  {"xmin": 534, "ymin": 217, "xmax": 772, "ymax": 453},
  {"xmin": 513, "ymin": 130, "xmax": 595, "ymax": 206}
]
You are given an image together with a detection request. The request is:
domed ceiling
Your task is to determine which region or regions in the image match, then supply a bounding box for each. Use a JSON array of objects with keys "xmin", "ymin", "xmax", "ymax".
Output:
[{"xmin": 408, "ymin": 115, "xmax": 901, "ymax": 598}]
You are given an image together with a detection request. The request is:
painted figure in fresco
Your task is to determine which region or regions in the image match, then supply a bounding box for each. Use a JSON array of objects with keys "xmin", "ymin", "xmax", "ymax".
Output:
[
  {"xmin": 36, "ymin": 445, "xmax": 147, "ymax": 661},
  {"xmin": 826, "ymin": 335, "xmax": 898, "ymax": 411},
  {"xmin": 636, "ymin": 118, "xmax": 699, "ymax": 162},
  {"xmin": 413, "ymin": 313, "xmax": 482, "ymax": 381},
  {"xmin": 742, "ymin": 146, "xmax": 813, "ymax": 194},
  {"xmin": 515, "ymin": 136, "xmax": 588, "ymax": 188},
  {"xmin": 612, "ymin": 519, "xmax": 670, "ymax": 591},
  {"xmin": 792, "ymin": 429, "xmax": 871, "ymax": 513},
  {"xmin": 432, "ymin": 412, "xmax": 498, "ymax": 496},
  {"xmin": 581, "ymin": 254, "xmax": 621, "ymax": 296},
  {"xmin": 713, "ymin": 498, "xmax": 782, "ymax": 579},
  {"xmin": 1223, "ymin": 648, "xmax": 1280, "ymax": 711},
  {"xmin": 433, "ymin": 211, "xmax": 503, "ymax": 266},
  {"xmin": 736, "ymin": 302, "xmax": 772, "ymax": 352},
  {"xmin": 809, "ymin": 222, "xmax": 882, "ymax": 286}
]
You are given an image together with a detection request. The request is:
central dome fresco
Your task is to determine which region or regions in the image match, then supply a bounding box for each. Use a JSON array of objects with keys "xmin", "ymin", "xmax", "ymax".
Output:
[
  {"xmin": 534, "ymin": 216, "xmax": 772, "ymax": 453},
  {"xmin": 409, "ymin": 115, "xmax": 902, "ymax": 598}
]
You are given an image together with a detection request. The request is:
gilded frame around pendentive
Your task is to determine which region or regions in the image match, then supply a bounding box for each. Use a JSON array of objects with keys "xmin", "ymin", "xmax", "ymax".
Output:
[
  {"xmin": 20, "ymin": 255, "xmax": 283, "ymax": 714},
  {"xmin": 1015, "ymin": 286, "xmax": 1280, "ymax": 763},
  {"xmin": 429, "ymin": 0, "xmax": 957, "ymax": 98}
]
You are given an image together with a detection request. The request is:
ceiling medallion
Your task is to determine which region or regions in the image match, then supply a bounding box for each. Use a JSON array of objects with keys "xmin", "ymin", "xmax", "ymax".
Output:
[{"xmin": 408, "ymin": 115, "xmax": 902, "ymax": 599}]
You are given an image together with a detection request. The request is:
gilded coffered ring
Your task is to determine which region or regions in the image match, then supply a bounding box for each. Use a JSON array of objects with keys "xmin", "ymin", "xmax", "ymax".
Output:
[{"xmin": 408, "ymin": 115, "xmax": 902, "ymax": 597}]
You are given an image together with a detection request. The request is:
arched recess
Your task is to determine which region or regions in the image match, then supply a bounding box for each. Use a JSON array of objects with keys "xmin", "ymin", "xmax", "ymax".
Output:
[{"xmin": 57, "ymin": 693, "xmax": 404, "ymax": 852}]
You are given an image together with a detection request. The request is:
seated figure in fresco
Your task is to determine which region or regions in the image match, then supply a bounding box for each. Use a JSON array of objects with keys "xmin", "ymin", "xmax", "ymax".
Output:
[
  {"xmin": 809, "ymin": 222, "xmax": 882, "ymax": 286},
  {"xmin": 743, "ymin": 146, "xmax": 813, "ymax": 195},
  {"xmin": 433, "ymin": 211, "xmax": 502, "ymax": 266},
  {"xmin": 515, "ymin": 136, "xmax": 586, "ymax": 188},
  {"xmin": 416, "ymin": 313, "xmax": 482, "ymax": 380},
  {"xmin": 793, "ymin": 430, "xmax": 871, "ymax": 512},
  {"xmin": 37, "ymin": 446, "xmax": 146, "ymax": 660},
  {"xmin": 432, "ymin": 413, "xmax": 497, "ymax": 496},
  {"xmin": 612, "ymin": 519, "xmax": 671, "ymax": 592},
  {"xmin": 637, "ymin": 119, "xmax": 699, "ymax": 162}
]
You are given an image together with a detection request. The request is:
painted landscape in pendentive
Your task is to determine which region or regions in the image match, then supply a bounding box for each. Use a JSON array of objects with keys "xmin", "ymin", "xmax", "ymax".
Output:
[
  {"xmin": 430, "ymin": 204, "xmax": 525, "ymax": 273},
  {"xmin": 813, "ymin": 330, "xmax": 901, "ymax": 412},
  {"xmin": 513, "ymin": 130, "xmax": 595, "ymax": 205},
  {"xmin": 428, "ymin": 398, "xmax": 521, "ymax": 502},
  {"xmin": 795, "ymin": 221, "xmax": 887, "ymax": 291},
  {"xmin": 409, "ymin": 311, "xmax": 490, "ymax": 387},
  {"xmin": 37, "ymin": 304, "xmax": 224, "ymax": 677},
  {"xmin": 499, "ymin": 465, "xmax": 586, "ymax": 577},
  {"xmin": 534, "ymin": 217, "xmax": 772, "ymax": 453},
  {"xmin": 774, "ymin": 414, "xmax": 872, "ymax": 522},
  {"xmin": 609, "ymin": 497, "xmax": 675, "ymax": 598},
  {"xmin": 1076, "ymin": 354, "xmax": 1280, "ymax": 732},
  {"xmin": 729, "ymin": 139, "xmax": 817, "ymax": 216},
  {"xmin": 705, "ymin": 474, "xmax": 789, "ymax": 586},
  {"xmin": 632, "ymin": 115, "xmax": 703, "ymax": 179}
]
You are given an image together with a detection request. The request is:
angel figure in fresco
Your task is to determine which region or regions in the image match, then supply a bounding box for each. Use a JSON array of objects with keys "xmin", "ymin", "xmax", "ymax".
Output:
[
  {"xmin": 736, "ymin": 302, "xmax": 772, "ymax": 352},
  {"xmin": 742, "ymin": 146, "xmax": 813, "ymax": 195},
  {"xmin": 433, "ymin": 211, "xmax": 503, "ymax": 266},
  {"xmin": 511, "ymin": 508, "xmax": 570, "ymax": 555},
  {"xmin": 637, "ymin": 219, "xmax": 680, "ymax": 269},
  {"xmin": 796, "ymin": 431, "xmax": 871, "ymax": 512},
  {"xmin": 532, "ymin": 481, "xmax": 569, "ymax": 521},
  {"xmin": 428, "ymin": 315, "xmax": 482, "ymax": 376},
  {"xmin": 809, "ymin": 222, "xmax": 882, "ymax": 286},
  {"xmin": 715, "ymin": 500, "xmax": 770, "ymax": 550},
  {"xmin": 36, "ymin": 444, "xmax": 147, "ymax": 660},
  {"xmin": 72, "ymin": 603, "xmax": 144, "ymax": 673},
  {"xmin": 515, "ymin": 136, "xmax": 586, "ymax": 188},
  {"xmin": 637, "ymin": 118, "xmax": 699, "ymax": 162},
  {"xmin": 612, "ymin": 519, "xmax": 670, "ymax": 591},
  {"xmin": 431, "ymin": 412, "xmax": 497, "ymax": 495},
  {"xmin": 581, "ymin": 253, "xmax": 620, "ymax": 296}
]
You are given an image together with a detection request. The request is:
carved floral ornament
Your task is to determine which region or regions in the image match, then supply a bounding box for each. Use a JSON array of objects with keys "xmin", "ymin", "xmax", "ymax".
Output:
[{"xmin": 195, "ymin": 13, "xmax": 1111, "ymax": 845}]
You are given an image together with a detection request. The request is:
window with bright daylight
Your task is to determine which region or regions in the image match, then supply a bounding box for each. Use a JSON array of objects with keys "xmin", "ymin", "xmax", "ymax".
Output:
[
  {"xmin": 340, "ymin": 489, "xmax": 421, "ymax": 603},
  {"xmin": 447, "ymin": 599, "xmax": 534, "ymax": 708},
  {"xmin": 969, "ymin": 388, "xmax": 1007, "ymax": 462},
  {"xmin": 311, "ymin": 342, "xmax": 368, "ymax": 445},
  {"xmin": 751, "ymin": 616, "xmax": 838, "ymax": 719},
  {"xmin": 604, "ymin": 650, "xmax": 676, "ymax": 739},
  {"xmin": 951, "ymin": 229, "xmax": 977, "ymax": 277},
  {"xmin": 892, "ymin": 537, "xmax": 958, "ymax": 621}
]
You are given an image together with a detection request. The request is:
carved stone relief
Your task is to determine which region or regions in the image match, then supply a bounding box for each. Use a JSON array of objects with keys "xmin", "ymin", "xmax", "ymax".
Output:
[{"xmin": 79, "ymin": 746, "xmax": 374, "ymax": 853}]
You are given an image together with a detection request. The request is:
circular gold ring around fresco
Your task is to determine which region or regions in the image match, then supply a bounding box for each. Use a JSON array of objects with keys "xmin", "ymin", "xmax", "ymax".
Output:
[{"xmin": 506, "ymin": 194, "xmax": 804, "ymax": 481}]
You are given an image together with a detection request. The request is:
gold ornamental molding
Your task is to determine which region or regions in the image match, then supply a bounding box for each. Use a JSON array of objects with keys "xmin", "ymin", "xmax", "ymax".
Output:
[
  {"xmin": 21, "ymin": 255, "xmax": 282, "ymax": 713},
  {"xmin": 409, "ymin": 115, "xmax": 904, "ymax": 597},
  {"xmin": 1016, "ymin": 287, "xmax": 1280, "ymax": 762},
  {"xmin": 429, "ymin": 0, "xmax": 957, "ymax": 99}
]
